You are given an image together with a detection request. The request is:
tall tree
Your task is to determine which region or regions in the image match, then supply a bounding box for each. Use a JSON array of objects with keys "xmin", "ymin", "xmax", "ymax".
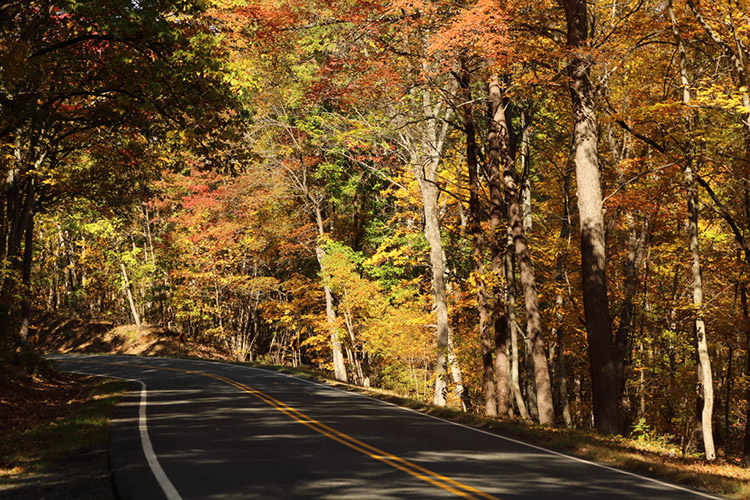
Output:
[
  {"xmin": 405, "ymin": 89, "xmax": 457, "ymax": 405},
  {"xmin": 0, "ymin": 0, "xmax": 233, "ymax": 363},
  {"xmin": 681, "ymin": 0, "xmax": 750, "ymax": 463},
  {"xmin": 668, "ymin": 0, "xmax": 716, "ymax": 461},
  {"xmin": 487, "ymin": 76, "xmax": 510, "ymax": 417},
  {"xmin": 457, "ymin": 61, "xmax": 496, "ymax": 415},
  {"xmin": 558, "ymin": 0, "xmax": 622, "ymax": 434},
  {"xmin": 490, "ymin": 77, "xmax": 555, "ymax": 425}
]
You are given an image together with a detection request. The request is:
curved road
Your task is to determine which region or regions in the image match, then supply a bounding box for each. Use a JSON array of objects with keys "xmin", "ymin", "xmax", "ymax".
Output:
[{"xmin": 49, "ymin": 354, "xmax": 720, "ymax": 500}]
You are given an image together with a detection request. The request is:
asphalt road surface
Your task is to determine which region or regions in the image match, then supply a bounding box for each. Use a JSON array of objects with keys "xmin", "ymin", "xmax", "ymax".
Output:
[{"xmin": 48, "ymin": 354, "xmax": 722, "ymax": 500}]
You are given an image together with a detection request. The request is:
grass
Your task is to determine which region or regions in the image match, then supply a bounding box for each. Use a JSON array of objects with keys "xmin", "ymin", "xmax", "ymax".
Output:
[{"xmin": 0, "ymin": 377, "xmax": 129, "ymax": 482}]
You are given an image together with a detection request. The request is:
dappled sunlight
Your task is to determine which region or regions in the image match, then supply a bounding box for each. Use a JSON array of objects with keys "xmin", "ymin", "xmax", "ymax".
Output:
[
  {"xmin": 48, "ymin": 355, "xmax": 714, "ymax": 500},
  {"xmin": 4, "ymin": 0, "xmax": 750, "ymax": 496}
]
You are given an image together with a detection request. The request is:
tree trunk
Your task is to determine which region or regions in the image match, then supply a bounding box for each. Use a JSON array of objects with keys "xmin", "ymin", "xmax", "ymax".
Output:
[
  {"xmin": 0, "ymin": 174, "xmax": 36, "ymax": 344},
  {"xmin": 488, "ymin": 76, "xmax": 510, "ymax": 417},
  {"xmin": 443, "ymin": 255, "xmax": 469, "ymax": 408},
  {"xmin": 524, "ymin": 335, "xmax": 539, "ymax": 420},
  {"xmin": 447, "ymin": 334, "xmax": 467, "ymax": 409},
  {"xmin": 343, "ymin": 307, "xmax": 366, "ymax": 385},
  {"xmin": 418, "ymin": 169, "xmax": 452, "ymax": 405},
  {"xmin": 520, "ymin": 108, "xmax": 533, "ymax": 233},
  {"xmin": 407, "ymin": 82, "xmax": 456, "ymax": 407},
  {"xmin": 314, "ymin": 205, "xmax": 348, "ymax": 383},
  {"xmin": 19, "ymin": 210, "xmax": 34, "ymax": 344},
  {"xmin": 669, "ymin": 0, "xmax": 715, "ymax": 459},
  {"xmin": 685, "ymin": 163, "xmax": 716, "ymax": 461},
  {"xmin": 493, "ymin": 83, "xmax": 554, "ymax": 426},
  {"xmin": 120, "ymin": 263, "xmax": 141, "ymax": 328},
  {"xmin": 614, "ymin": 217, "xmax": 649, "ymax": 427},
  {"xmin": 675, "ymin": 4, "xmax": 750, "ymax": 459},
  {"xmin": 458, "ymin": 65, "xmax": 495, "ymax": 416},
  {"xmin": 560, "ymin": 0, "xmax": 621, "ymax": 434},
  {"xmin": 554, "ymin": 303, "xmax": 572, "ymax": 427},
  {"xmin": 505, "ymin": 236, "xmax": 529, "ymax": 419}
]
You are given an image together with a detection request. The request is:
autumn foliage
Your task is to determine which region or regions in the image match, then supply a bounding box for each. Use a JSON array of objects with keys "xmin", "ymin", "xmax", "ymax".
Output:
[{"xmin": 4, "ymin": 0, "xmax": 750, "ymax": 467}]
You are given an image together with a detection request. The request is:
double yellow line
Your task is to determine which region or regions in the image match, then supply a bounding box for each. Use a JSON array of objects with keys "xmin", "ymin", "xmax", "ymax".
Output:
[
  {"xmin": 72, "ymin": 359, "xmax": 500, "ymax": 499},
  {"xmin": 202, "ymin": 370, "xmax": 499, "ymax": 499}
]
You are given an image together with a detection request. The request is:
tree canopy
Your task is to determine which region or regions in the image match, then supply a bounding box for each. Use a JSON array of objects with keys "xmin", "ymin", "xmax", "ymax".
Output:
[{"xmin": 5, "ymin": 0, "xmax": 750, "ymax": 467}]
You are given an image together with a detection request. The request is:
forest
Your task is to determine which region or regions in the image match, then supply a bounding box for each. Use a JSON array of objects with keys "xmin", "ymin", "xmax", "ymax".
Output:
[{"xmin": 2, "ymin": 0, "xmax": 750, "ymax": 467}]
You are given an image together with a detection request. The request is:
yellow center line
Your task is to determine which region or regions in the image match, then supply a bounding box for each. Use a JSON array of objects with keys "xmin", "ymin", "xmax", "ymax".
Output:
[
  {"xmin": 65, "ymin": 359, "xmax": 501, "ymax": 500},
  {"xmin": 203, "ymin": 372, "xmax": 491, "ymax": 500},
  {"xmin": 206, "ymin": 372, "xmax": 499, "ymax": 500}
]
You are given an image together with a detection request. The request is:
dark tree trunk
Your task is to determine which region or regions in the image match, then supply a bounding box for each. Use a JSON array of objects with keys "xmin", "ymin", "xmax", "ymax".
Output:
[
  {"xmin": 741, "ymin": 286, "xmax": 750, "ymax": 467},
  {"xmin": 459, "ymin": 63, "xmax": 495, "ymax": 416},
  {"xmin": 560, "ymin": 0, "xmax": 622, "ymax": 434},
  {"xmin": 1, "ymin": 175, "xmax": 36, "ymax": 347},
  {"xmin": 487, "ymin": 76, "xmax": 510, "ymax": 417},
  {"xmin": 491, "ymin": 79, "xmax": 555, "ymax": 425},
  {"xmin": 19, "ymin": 208, "xmax": 34, "ymax": 344}
]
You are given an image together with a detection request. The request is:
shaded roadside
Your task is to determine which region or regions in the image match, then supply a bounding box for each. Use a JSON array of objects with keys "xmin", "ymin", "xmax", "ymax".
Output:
[
  {"xmin": 0, "ymin": 445, "xmax": 114, "ymax": 500},
  {"xmin": 0, "ymin": 370, "xmax": 127, "ymax": 500}
]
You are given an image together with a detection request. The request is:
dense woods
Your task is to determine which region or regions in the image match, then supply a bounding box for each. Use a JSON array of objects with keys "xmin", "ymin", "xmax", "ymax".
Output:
[{"xmin": 4, "ymin": 0, "xmax": 750, "ymax": 465}]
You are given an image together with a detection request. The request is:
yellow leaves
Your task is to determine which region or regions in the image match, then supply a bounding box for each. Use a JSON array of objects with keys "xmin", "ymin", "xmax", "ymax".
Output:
[
  {"xmin": 623, "ymin": 101, "xmax": 685, "ymax": 123},
  {"xmin": 365, "ymin": 241, "xmax": 411, "ymax": 269},
  {"xmin": 362, "ymin": 298, "xmax": 434, "ymax": 362},
  {"xmin": 694, "ymin": 84, "xmax": 750, "ymax": 115},
  {"xmin": 205, "ymin": 0, "xmax": 251, "ymax": 8},
  {"xmin": 300, "ymin": 331, "xmax": 329, "ymax": 348}
]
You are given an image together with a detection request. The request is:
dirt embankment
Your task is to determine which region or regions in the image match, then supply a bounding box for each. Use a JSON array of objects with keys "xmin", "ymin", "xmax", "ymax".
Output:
[{"xmin": 35, "ymin": 315, "xmax": 232, "ymax": 361}]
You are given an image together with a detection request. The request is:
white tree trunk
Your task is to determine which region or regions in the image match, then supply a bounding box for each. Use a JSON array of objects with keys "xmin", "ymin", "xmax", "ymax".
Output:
[
  {"xmin": 120, "ymin": 263, "xmax": 141, "ymax": 327},
  {"xmin": 669, "ymin": 0, "xmax": 716, "ymax": 460},
  {"xmin": 314, "ymin": 206, "xmax": 348, "ymax": 383}
]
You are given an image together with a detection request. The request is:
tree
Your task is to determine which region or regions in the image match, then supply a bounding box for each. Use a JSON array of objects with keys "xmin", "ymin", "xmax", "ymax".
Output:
[
  {"xmin": 0, "ymin": 0, "xmax": 234, "ymax": 364},
  {"xmin": 668, "ymin": 0, "xmax": 716, "ymax": 461},
  {"xmin": 487, "ymin": 76, "xmax": 511, "ymax": 417},
  {"xmin": 558, "ymin": 0, "xmax": 622, "ymax": 434},
  {"xmin": 490, "ymin": 77, "xmax": 555, "ymax": 425}
]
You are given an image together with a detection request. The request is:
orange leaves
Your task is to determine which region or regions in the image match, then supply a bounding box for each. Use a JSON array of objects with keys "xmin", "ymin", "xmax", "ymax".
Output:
[{"xmin": 426, "ymin": 0, "xmax": 512, "ymax": 68}]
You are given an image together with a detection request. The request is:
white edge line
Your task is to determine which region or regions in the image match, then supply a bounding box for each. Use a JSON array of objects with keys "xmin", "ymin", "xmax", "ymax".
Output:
[
  {"xmin": 57, "ymin": 364, "xmax": 182, "ymax": 500},
  {"xmin": 212, "ymin": 362, "xmax": 725, "ymax": 500},
  {"xmin": 57, "ymin": 355, "xmax": 724, "ymax": 500},
  {"xmin": 133, "ymin": 379, "xmax": 183, "ymax": 500}
]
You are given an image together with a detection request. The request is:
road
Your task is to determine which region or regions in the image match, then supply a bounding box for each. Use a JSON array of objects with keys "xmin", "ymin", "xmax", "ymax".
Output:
[{"xmin": 49, "ymin": 354, "xmax": 721, "ymax": 500}]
